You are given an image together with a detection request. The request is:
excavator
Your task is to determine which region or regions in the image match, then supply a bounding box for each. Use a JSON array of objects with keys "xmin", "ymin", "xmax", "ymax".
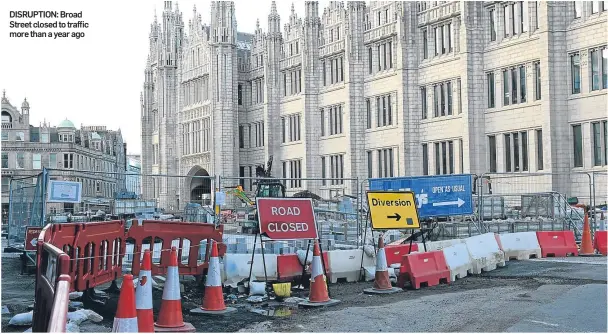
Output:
[{"xmin": 223, "ymin": 156, "xmax": 286, "ymax": 234}]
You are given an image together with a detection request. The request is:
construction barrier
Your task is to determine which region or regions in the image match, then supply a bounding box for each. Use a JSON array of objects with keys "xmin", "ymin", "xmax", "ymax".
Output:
[
  {"xmin": 418, "ymin": 239, "xmax": 465, "ymax": 252},
  {"xmin": 497, "ymin": 232, "xmax": 542, "ymax": 261},
  {"xmin": 384, "ymin": 244, "xmax": 419, "ymax": 267},
  {"xmin": 127, "ymin": 220, "xmax": 225, "ymax": 276},
  {"xmin": 397, "ymin": 251, "xmax": 450, "ymax": 289},
  {"xmin": 46, "ymin": 221, "xmax": 125, "ymax": 292},
  {"xmin": 536, "ymin": 231, "xmax": 578, "ymax": 257},
  {"xmin": 594, "ymin": 231, "xmax": 607, "ymax": 256},
  {"xmin": 32, "ymin": 226, "xmax": 71, "ymax": 333},
  {"xmin": 464, "ymin": 233, "xmax": 506, "ymax": 274},
  {"xmin": 276, "ymin": 254, "xmax": 303, "ymax": 282},
  {"xmin": 224, "ymin": 253, "xmax": 278, "ymax": 283},
  {"xmin": 442, "ymin": 243, "xmax": 474, "ymax": 281},
  {"xmin": 327, "ymin": 249, "xmax": 364, "ymax": 283}
]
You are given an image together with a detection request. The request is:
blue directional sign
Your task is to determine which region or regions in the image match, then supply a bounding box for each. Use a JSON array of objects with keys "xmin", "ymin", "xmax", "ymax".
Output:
[{"xmin": 368, "ymin": 174, "xmax": 474, "ymax": 218}]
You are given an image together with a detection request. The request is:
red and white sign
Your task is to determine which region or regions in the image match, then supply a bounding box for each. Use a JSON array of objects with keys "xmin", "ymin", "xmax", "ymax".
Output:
[
  {"xmin": 25, "ymin": 226, "xmax": 43, "ymax": 251},
  {"xmin": 256, "ymin": 198, "xmax": 318, "ymax": 240}
]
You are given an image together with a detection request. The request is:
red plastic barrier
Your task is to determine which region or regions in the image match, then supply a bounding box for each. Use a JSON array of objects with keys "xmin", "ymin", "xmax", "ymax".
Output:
[
  {"xmin": 397, "ymin": 251, "xmax": 450, "ymax": 289},
  {"xmin": 127, "ymin": 220, "xmax": 225, "ymax": 276},
  {"xmin": 33, "ymin": 225, "xmax": 71, "ymax": 333},
  {"xmin": 47, "ymin": 220, "xmax": 125, "ymax": 291},
  {"xmin": 276, "ymin": 252, "xmax": 331, "ymax": 282},
  {"xmin": 536, "ymin": 231, "xmax": 578, "ymax": 257},
  {"xmin": 384, "ymin": 244, "xmax": 419, "ymax": 267},
  {"xmin": 594, "ymin": 231, "xmax": 607, "ymax": 256}
]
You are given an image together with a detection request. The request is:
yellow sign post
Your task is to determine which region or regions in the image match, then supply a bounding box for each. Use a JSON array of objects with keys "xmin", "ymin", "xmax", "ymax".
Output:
[{"xmin": 366, "ymin": 191, "xmax": 420, "ymax": 229}]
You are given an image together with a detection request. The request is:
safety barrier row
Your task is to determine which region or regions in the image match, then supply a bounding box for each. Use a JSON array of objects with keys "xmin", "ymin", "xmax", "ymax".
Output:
[
  {"xmin": 37, "ymin": 219, "xmax": 225, "ymax": 292},
  {"xmin": 32, "ymin": 225, "xmax": 70, "ymax": 333}
]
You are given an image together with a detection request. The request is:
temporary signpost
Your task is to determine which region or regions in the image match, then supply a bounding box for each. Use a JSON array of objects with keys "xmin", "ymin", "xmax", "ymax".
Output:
[
  {"xmin": 25, "ymin": 226, "xmax": 43, "ymax": 251},
  {"xmin": 361, "ymin": 191, "xmax": 425, "ymax": 281},
  {"xmin": 47, "ymin": 180, "xmax": 82, "ymax": 203},
  {"xmin": 254, "ymin": 198, "xmax": 329, "ymax": 295},
  {"xmin": 368, "ymin": 174, "xmax": 474, "ymax": 218}
]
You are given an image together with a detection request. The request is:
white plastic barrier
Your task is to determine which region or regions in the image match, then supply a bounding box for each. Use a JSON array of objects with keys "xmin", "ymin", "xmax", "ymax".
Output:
[
  {"xmin": 464, "ymin": 233, "xmax": 506, "ymax": 274},
  {"xmin": 223, "ymin": 254, "xmax": 278, "ymax": 286},
  {"xmin": 417, "ymin": 239, "xmax": 465, "ymax": 253},
  {"xmin": 442, "ymin": 243, "xmax": 474, "ymax": 281},
  {"xmin": 497, "ymin": 232, "xmax": 542, "ymax": 261},
  {"xmin": 327, "ymin": 249, "xmax": 374, "ymax": 283}
]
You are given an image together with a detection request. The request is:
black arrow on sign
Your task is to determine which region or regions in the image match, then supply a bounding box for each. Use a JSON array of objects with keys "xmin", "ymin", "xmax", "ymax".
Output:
[{"xmin": 387, "ymin": 213, "xmax": 401, "ymax": 221}]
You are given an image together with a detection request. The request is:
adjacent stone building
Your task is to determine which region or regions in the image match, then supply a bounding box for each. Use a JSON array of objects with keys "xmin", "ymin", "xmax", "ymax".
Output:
[
  {"xmin": 126, "ymin": 154, "xmax": 142, "ymax": 196},
  {"xmin": 1, "ymin": 90, "xmax": 128, "ymax": 214},
  {"xmin": 141, "ymin": 1, "xmax": 607, "ymax": 212}
]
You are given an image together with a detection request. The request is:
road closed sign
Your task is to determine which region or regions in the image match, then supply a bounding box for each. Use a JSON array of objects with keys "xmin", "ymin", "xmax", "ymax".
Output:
[
  {"xmin": 25, "ymin": 226, "xmax": 43, "ymax": 251},
  {"xmin": 366, "ymin": 191, "xmax": 420, "ymax": 229},
  {"xmin": 256, "ymin": 198, "xmax": 318, "ymax": 240}
]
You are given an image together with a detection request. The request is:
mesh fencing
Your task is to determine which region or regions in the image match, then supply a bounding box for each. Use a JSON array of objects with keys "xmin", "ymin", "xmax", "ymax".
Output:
[{"xmin": 7, "ymin": 173, "xmax": 44, "ymax": 248}]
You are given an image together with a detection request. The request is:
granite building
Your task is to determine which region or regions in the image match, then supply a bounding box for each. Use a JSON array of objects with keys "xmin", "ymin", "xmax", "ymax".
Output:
[
  {"xmin": 1, "ymin": 90, "xmax": 128, "ymax": 214},
  {"xmin": 141, "ymin": 1, "xmax": 607, "ymax": 212}
]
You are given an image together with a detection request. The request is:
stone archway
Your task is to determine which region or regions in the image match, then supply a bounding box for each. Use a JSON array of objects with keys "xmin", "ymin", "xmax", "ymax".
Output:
[{"xmin": 186, "ymin": 166, "xmax": 212, "ymax": 205}]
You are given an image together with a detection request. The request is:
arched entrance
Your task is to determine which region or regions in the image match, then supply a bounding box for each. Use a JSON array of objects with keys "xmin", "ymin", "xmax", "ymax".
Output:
[{"xmin": 188, "ymin": 166, "xmax": 211, "ymax": 205}]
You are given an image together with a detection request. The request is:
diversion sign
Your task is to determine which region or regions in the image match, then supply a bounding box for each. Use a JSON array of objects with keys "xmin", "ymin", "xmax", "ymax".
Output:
[{"xmin": 366, "ymin": 191, "xmax": 420, "ymax": 229}]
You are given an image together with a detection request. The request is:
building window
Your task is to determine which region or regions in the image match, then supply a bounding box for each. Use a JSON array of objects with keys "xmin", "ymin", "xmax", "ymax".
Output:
[
  {"xmin": 573, "ymin": 124, "xmax": 583, "ymax": 167},
  {"xmin": 448, "ymin": 141, "xmax": 454, "ymax": 174},
  {"xmin": 434, "ymin": 142, "xmax": 441, "ymax": 175},
  {"xmin": 574, "ymin": 1, "xmax": 583, "ymax": 18},
  {"xmin": 239, "ymin": 125, "xmax": 244, "ymax": 148},
  {"xmin": 504, "ymin": 134, "xmax": 512, "ymax": 172},
  {"xmin": 375, "ymin": 94, "xmax": 393, "ymax": 127},
  {"xmin": 288, "ymin": 160, "xmax": 302, "ymax": 188},
  {"xmin": 593, "ymin": 122, "xmax": 603, "ymax": 166},
  {"xmin": 522, "ymin": 131, "xmax": 529, "ymax": 171},
  {"xmin": 503, "ymin": 70, "xmax": 510, "ymax": 106},
  {"xmin": 32, "ymin": 153, "xmax": 41, "ymax": 169},
  {"xmin": 602, "ymin": 46, "xmax": 608, "ymax": 89},
  {"xmin": 511, "ymin": 68, "xmax": 518, "ymax": 104},
  {"xmin": 422, "ymin": 29, "xmax": 428, "ymax": 59},
  {"xmin": 590, "ymin": 47, "xmax": 607, "ymax": 91},
  {"xmin": 488, "ymin": 136, "xmax": 496, "ymax": 173},
  {"xmin": 489, "ymin": 8, "xmax": 497, "ymax": 41},
  {"xmin": 238, "ymin": 84, "xmax": 243, "ymax": 105},
  {"xmin": 320, "ymin": 109, "xmax": 325, "ymax": 136},
  {"xmin": 366, "ymin": 99, "xmax": 372, "ymax": 128},
  {"xmin": 434, "ymin": 21, "xmax": 453, "ymax": 56},
  {"xmin": 63, "ymin": 153, "xmax": 74, "ymax": 169},
  {"xmin": 487, "ymin": 72, "xmax": 495, "ymax": 108},
  {"xmin": 1, "ymin": 153, "xmax": 7, "ymax": 168},
  {"xmin": 605, "ymin": 120, "xmax": 608, "ymax": 166},
  {"xmin": 376, "ymin": 148, "xmax": 394, "ymax": 178},
  {"xmin": 40, "ymin": 133, "xmax": 49, "ymax": 143},
  {"xmin": 328, "ymin": 105, "xmax": 343, "ymax": 135},
  {"xmin": 286, "ymin": 114, "xmax": 301, "ymax": 142},
  {"xmin": 367, "ymin": 151, "xmax": 373, "ymax": 178},
  {"xmin": 520, "ymin": 1, "xmax": 529, "ymax": 33},
  {"xmin": 422, "ymin": 144, "xmax": 429, "ymax": 175},
  {"xmin": 1, "ymin": 131, "xmax": 7, "ymax": 141},
  {"xmin": 49, "ymin": 153, "xmax": 57, "ymax": 168},
  {"xmin": 329, "ymin": 154, "xmax": 344, "ymax": 185},
  {"xmin": 96, "ymin": 181, "xmax": 101, "ymax": 193},
  {"xmin": 534, "ymin": 62, "xmax": 541, "ymax": 100},
  {"xmin": 536, "ymin": 129, "xmax": 543, "ymax": 170},
  {"xmin": 368, "ymin": 48, "xmax": 373, "ymax": 74},
  {"xmin": 16, "ymin": 153, "xmax": 24, "ymax": 169},
  {"xmin": 571, "ymin": 53, "xmax": 581, "ymax": 94},
  {"xmin": 520, "ymin": 66, "xmax": 526, "ymax": 102},
  {"xmin": 446, "ymin": 81, "xmax": 453, "ymax": 115},
  {"xmin": 459, "ymin": 139, "xmax": 464, "ymax": 173},
  {"xmin": 322, "ymin": 157, "xmax": 327, "ymax": 185},
  {"xmin": 502, "ymin": 65, "xmax": 526, "ymax": 105},
  {"xmin": 16, "ymin": 132, "xmax": 24, "ymax": 141},
  {"xmin": 421, "ymin": 87, "xmax": 428, "ymax": 119}
]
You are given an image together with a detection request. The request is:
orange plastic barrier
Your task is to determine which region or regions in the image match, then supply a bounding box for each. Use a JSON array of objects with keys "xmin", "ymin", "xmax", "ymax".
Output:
[
  {"xmin": 32, "ymin": 226, "xmax": 71, "ymax": 333},
  {"xmin": 276, "ymin": 252, "xmax": 331, "ymax": 282},
  {"xmin": 384, "ymin": 244, "xmax": 419, "ymax": 267},
  {"xmin": 47, "ymin": 220, "xmax": 125, "ymax": 291},
  {"xmin": 397, "ymin": 251, "xmax": 450, "ymax": 289},
  {"xmin": 127, "ymin": 220, "xmax": 225, "ymax": 276},
  {"xmin": 594, "ymin": 231, "xmax": 607, "ymax": 256},
  {"xmin": 536, "ymin": 231, "xmax": 578, "ymax": 257}
]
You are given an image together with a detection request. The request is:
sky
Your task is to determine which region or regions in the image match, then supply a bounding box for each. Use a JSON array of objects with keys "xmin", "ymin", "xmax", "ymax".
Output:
[{"xmin": 0, "ymin": 0, "xmax": 330, "ymax": 155}]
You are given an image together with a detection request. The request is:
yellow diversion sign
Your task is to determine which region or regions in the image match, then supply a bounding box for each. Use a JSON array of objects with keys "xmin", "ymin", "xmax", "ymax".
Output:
[{"xmin": 366, "ymin": 191, "xmax": 420, "ymax": 229}]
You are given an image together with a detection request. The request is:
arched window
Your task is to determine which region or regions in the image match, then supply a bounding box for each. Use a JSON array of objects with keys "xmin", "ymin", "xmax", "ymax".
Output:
[{"xmin": 1, "ymin": 111, "xmax": 11, "ymax": 123}]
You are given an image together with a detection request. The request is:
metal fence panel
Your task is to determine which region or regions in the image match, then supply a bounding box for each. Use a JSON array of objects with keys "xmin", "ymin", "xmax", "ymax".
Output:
[
  {"xmin": 218, "ymin": 176, "xmax": 360, "ymax": 253},
  {"xmin": 7, "ymin": 174, "xmax": 43, "ymax": 248}
]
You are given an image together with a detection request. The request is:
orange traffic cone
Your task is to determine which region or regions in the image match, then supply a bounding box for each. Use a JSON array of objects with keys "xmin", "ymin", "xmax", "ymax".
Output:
[
  {"xmin": 154, "ymin": 247, "xmax": 195, "ymax": 332},
  {"xmin": 112, "ymin": 274, "xmax": 138, "ymax": 333},
  {"xmin": 299, "ymin": 240, "xmax": 340, "ymax": 308},
  {"xmin": 190, "ymin": 240, "xmax": 236, "ymax": 315},
  {"xmin": 364, "ymin": 236, "xmax": 402, "ymax": 294},
  {"xmin": 135, "ymin": 249, "xmax": 154, "ymax": 332},
  {"xmin": 580, "ymin": 210, "xmax": 599, "ymax": 256}
]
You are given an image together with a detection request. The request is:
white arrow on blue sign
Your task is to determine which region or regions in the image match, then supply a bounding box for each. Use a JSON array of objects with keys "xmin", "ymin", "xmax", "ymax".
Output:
[{"xmin": 369, "ymin": 174, "xmax": 474, "ymax": 218}]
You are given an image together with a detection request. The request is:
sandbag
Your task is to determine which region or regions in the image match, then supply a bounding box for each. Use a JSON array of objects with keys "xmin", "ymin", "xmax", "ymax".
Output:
[
  {"xmin": 249, "ymin": 281, "xmax": 266, "ymax": 296},
  {"xmin": 363, "ymin": 245, "xmax": 375, "ymax": 257},
  {"xmin": 296, "ymin": 250, "xmax": 312, "ymax": 266},
  {"xmin": 9, "ymin": 311, "xmax": 33, "ymax": 326}
]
